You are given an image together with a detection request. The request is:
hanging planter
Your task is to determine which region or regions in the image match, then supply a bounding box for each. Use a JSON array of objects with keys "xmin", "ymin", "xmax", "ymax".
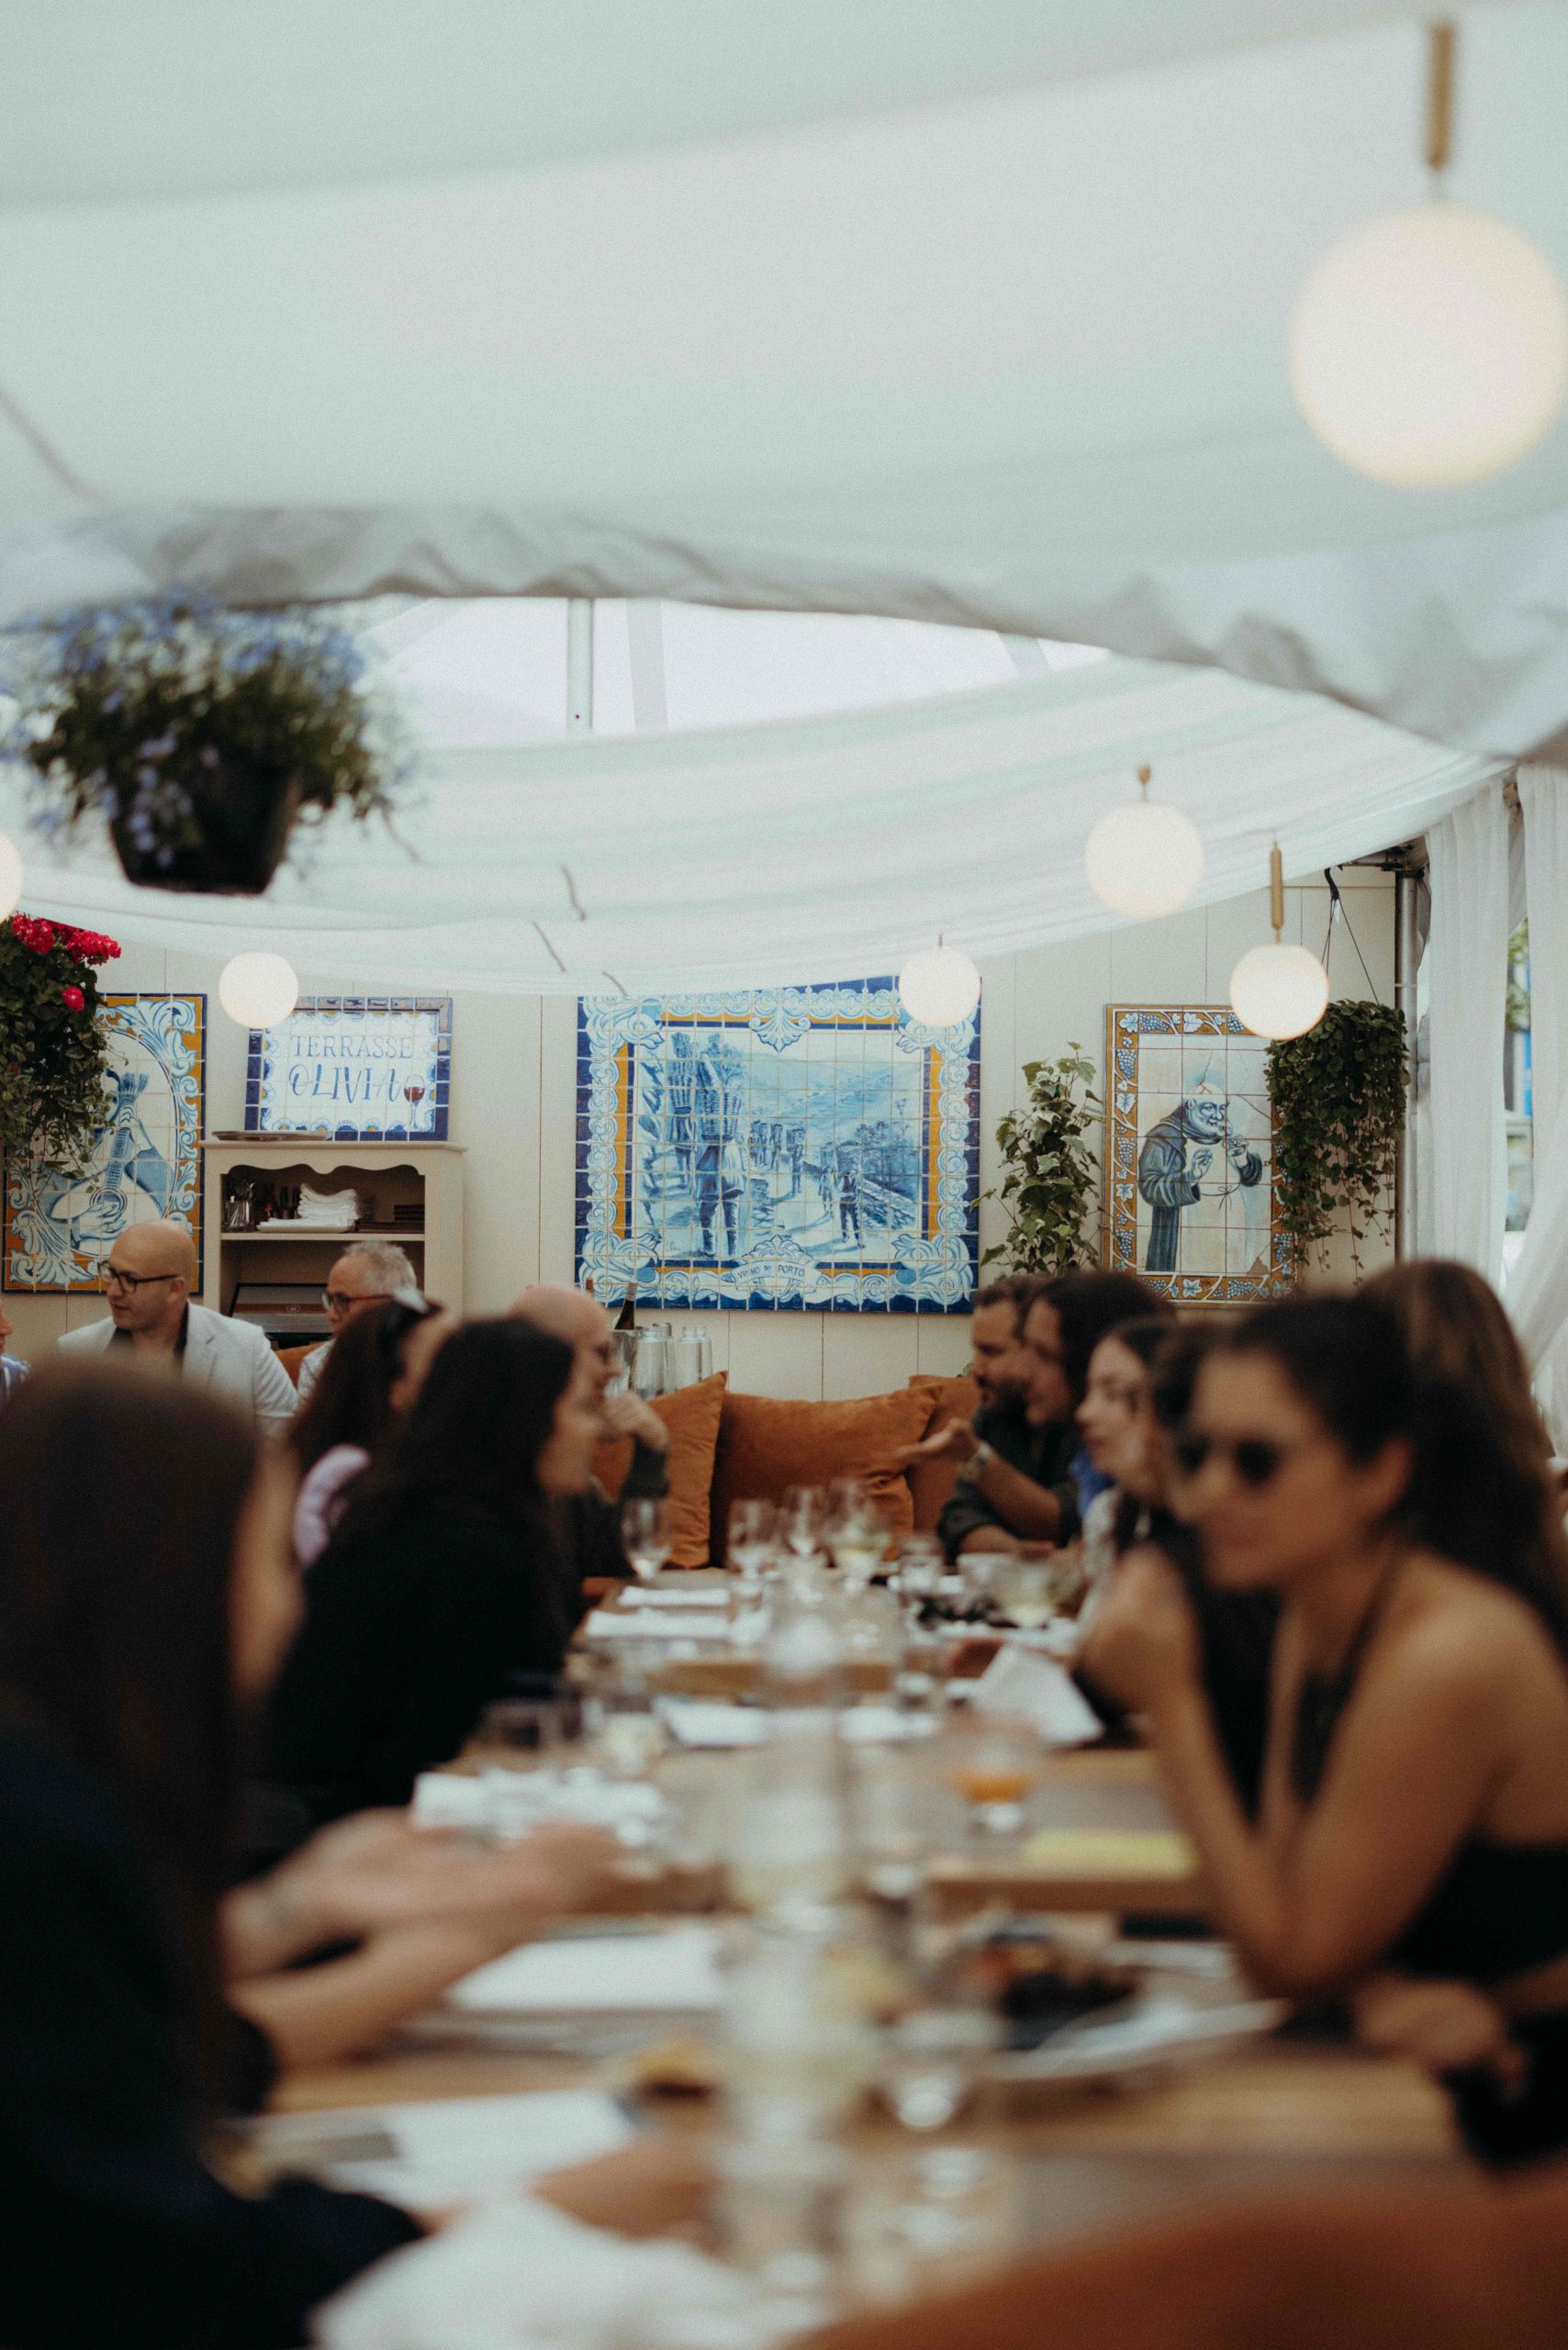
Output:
[
  {"xmin": 0, "ymin": 913, "xmax": 120, "ymax": 1167},
  {"xmin": 1266, "ymin": 1000, "xmax": 1407, "ymax": 1278},
  {"xmin": 6, "ymin": 596, "xmax": 408, "ymax": 895}
]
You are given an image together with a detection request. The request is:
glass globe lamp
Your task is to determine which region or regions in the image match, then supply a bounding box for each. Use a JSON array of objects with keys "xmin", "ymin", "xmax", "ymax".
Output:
[
  {"xmin": 218, "ymin": 950, "xmax": 298, "ymax": 1028},
  {"xmin": 898, "ymin": 943, "xmax": 980, "ymax": 1028},
  {"xmin": 1084, "ymin": 765, "xmax": 1203, "ymax": 919}
]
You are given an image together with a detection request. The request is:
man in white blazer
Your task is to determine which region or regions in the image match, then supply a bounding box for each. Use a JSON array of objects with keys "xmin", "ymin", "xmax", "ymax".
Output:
[{"xmin": 58, "ymin": 1217, "xmax": 297, "ymax": 1439}]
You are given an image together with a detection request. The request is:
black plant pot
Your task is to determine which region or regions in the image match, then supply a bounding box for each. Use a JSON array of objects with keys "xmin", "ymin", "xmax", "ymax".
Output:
[{"xmin": 108, "ymin": 769, "xmax": 303, "ymax": 895}]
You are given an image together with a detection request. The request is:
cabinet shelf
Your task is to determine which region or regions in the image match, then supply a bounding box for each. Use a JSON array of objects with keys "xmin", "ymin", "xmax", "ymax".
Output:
[
  {"xmin": 199, "ymin": 1136, "xmax": 463, "ymax": 1326},
  {"xmin": 224, "ymin": 1228, "xmax": 426, "ymax": 1244}
]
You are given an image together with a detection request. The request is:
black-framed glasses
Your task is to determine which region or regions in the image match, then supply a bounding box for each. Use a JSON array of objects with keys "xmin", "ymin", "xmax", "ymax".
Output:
[
  {"xmin": 322, "ymin": 1288, "xmax": 395, "ymax": 1315},
  {"xmin": 1173, "ymin": 1430, "xmax": 1300, "ymax": 1490},
  {"xmin": 105, "ymin": 1267, "xmax": 182, "ymax": 1294}
]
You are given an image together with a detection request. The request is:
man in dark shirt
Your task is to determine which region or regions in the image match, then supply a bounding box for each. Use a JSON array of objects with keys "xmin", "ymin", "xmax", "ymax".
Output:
[
  {"xmin": 900, "ymin": 1275, "xmax": 1081, "ymax": 1561},
  {"xmin": 509, "ymin": 1286, "xmax": 671, "ymax": 1615}
]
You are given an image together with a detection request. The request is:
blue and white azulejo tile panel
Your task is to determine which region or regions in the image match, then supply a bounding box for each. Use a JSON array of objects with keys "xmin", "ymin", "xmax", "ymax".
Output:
[
  {"xmin": 244, "ymin": 997, "xmax": 453, "ymax": 1140},
  {"xmin": 1103, "ymin": 1003, "xmax": 1292, "ymax": 1306},
  {"xmin": 4, "ymin": 993, "xmax": 207, "ymax": 1292},
  {"xmin": 575, "ymin": 977, "xmax": 980, "ymax": 1312}
]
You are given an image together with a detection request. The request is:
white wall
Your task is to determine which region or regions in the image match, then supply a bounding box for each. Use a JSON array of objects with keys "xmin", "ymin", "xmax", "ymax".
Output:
[{"xmin": 4, "ymin": 871, "xmax": 1394, "ymax": 1391}]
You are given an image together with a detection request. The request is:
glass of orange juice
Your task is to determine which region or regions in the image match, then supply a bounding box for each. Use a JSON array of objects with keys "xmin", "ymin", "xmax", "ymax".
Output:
[{"xmin": 939, "ymin": 1712, "xmax": 1047, "ymax": 1844}]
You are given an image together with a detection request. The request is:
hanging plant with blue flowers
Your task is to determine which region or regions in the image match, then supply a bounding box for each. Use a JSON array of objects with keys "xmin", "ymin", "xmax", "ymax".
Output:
[{"xmin": 4, "ymin": 595, "xmax": 409, "ymax": 895}]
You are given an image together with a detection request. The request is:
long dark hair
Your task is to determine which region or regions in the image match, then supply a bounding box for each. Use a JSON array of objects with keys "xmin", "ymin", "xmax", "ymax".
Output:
[
  {"xmin": 0, "ymin": 1361, "xmax": 255, "ymax": 2109},
  {"xmin": 291, "ymin": 1293, "xmax": 445, "ymax": 1477},
  {"xmin": 1218, "ymin": 1292, "xmax": 1568, "ymax": 1656},
  {"xmin": 1040, "ymin": 1270, "xmax": 1172, "ymax": 1406},
  {"xmin": 329, "ymin": 1317, "xmax": 577, "ymax": 1559}
]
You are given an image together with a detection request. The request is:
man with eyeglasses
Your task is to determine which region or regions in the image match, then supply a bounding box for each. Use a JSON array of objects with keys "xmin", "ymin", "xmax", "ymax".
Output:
[
  {"xmin": 57, "ymin": 1218, "xmax": 296, "ymax": 1438},
  {"xmin": 293, "ymin": 1239, "xmax": 419, "ymax": 1406}
]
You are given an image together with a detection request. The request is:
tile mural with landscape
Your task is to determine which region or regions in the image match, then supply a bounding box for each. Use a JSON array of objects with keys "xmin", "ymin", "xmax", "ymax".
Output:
[
  {"xmin": 1103, "ymin": 1004, "xmax": 1292, "ymax": 1305},
  {"xmin": 575, "ymin": 978, "xmax": 980, "ymax": 1311},
  {"xmin": 4, "ymin": 993, "xmax": 206, "ymax": 1292}
]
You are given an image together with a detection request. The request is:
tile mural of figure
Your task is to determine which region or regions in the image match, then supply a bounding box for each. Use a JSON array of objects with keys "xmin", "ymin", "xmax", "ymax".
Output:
[
  {"xmin": 577, "ymin": 978, "xmax": 979, "ymax": 1312},
  {"xmin": 1137, "ymin": 1080, "xmax": 1264, "ymax": 1275},
  {"xmin": 1105, "ymin": 1007, "xmax": 1289, "ymax": 1306}
]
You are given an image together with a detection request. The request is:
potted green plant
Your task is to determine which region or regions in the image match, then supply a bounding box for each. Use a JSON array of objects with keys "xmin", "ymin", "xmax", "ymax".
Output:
[
  {"xmin": 1266, "ymin": 1000, "xmax": 1407, "ymax": 1276},
  {"xmin": 6, "ymin": 595, "xmax": 407, "ymax": 895},
  {"xmin": 983, "ymin": 1046, "xmax": 1102, "ymax": 1277},
  {"xmin": 0, "ymin": 913, "xmax": 119, "ymax": 1167}
]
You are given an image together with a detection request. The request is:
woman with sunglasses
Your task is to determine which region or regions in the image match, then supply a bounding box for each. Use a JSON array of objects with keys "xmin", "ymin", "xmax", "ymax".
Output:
[
  {"xmin": 1087, "ymin": 1292, "xmax": 1568, "ymax": 2165},
  {"xmin": 290, "ymin": 1292, "xmax": 455, "ymax": 1567}
]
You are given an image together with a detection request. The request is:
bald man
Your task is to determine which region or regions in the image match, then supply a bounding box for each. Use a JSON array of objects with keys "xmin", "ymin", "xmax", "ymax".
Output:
[
  {"xmin": 59, "ymin": 1218, "xmax": 297, "ymax": 1439},
  {"xmin": 510, "ymin": 1285, "xmax": 671, "ymax": 1611}
]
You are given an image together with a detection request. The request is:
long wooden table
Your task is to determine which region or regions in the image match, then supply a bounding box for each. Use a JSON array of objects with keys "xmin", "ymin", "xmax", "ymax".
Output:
[{"xmin": 264, "ymin": 1583, "xmax": 1465, "ymax": 2275}]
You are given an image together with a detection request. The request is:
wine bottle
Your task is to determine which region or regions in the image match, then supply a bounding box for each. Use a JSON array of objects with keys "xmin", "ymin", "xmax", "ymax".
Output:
[{"xmin": 613, "ymin": 1282, "xmax": 638, "ymax": 1331}]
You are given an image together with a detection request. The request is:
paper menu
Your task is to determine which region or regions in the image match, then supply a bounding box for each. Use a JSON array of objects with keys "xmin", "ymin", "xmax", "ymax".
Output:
[
  {"xmin": 251, "ymin": 2087, "xmax": 634, "ymax": 2203},
  {"xmin": 447, "ymin": 1925, "xmax": 724, "ymax": 2015}
]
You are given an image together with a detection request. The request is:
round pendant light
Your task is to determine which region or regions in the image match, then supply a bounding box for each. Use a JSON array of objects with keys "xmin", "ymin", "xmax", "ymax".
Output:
[
  {"xmin": 1084, "ymin": 764, "xmax": 1204, "ymax": 920},
  {"xmin": 218, "ymin": 950, "xmax": 298, "ymax": 1028},
  {"xmin": 0, "ymin": 833, "xmax": 24, "ymax": 921},
  {"xmin": 1289, "ymin": 24, "xmax": 1568, "ymax": 489},
  {"xmin": 1229, "ymin": 848, "xmax": 1329, "ymax": 1040},
  {"xmin": 897, "ymin": 941, "xmax": 980, "ymax": 1028}
]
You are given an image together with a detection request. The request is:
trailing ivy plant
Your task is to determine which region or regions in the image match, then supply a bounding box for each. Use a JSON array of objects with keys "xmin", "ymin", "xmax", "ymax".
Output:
[
  {"xmin": 983, "ymin": 1046, "xmax": 1102, "ymax": 1278},
  {"xmin": 1266, "ymin": 1001, "xmax": 1407, "ymax": 1277}
]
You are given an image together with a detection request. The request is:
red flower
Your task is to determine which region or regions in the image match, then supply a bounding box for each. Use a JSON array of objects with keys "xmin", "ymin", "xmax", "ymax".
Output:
[
  {"xmin": 61, "ymin": 926, "xmax": 120, "ymax": 968},
  {"xmin": 60, "ymin": 984, "xmax": 84, "ymax": 1012},
  {"xmin": 10, "ymin": 914, "xmax": 57, "ymax": 955}
]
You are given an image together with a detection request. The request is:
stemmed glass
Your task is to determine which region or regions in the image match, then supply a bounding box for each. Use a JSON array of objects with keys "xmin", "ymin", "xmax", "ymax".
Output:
[
  {"xmin": 778, "ymin": 1484, "xmax": 826, "ymax": 1561},
  {"xmin": 940, "ymin": 1711, "xmax": 1047, "ymax": 1845},
  {"xmin": 727, "ymin": 1499, "xmax": 777, "ymax": 1603},
  {"xmin": 621, "ymin": 1496, "xmax": 672, "ymax": 1582},
  {"xmin": 824, "ymin": 1479, "xmax": 890, "ymax": 1587}
]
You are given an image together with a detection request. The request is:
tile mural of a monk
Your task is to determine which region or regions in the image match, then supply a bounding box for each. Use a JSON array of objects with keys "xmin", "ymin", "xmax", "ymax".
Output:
[{"xmin": 1137, "ymin": 1084, "xmax": 1263, "ymax": 1275}]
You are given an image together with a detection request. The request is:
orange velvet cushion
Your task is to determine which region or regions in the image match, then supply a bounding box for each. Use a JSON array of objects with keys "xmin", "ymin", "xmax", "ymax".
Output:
[
  {"xmin": 905, "ymin": 1372, "xmax": 980, "ymax": 1530},
  {"xmin": 708, "ymin": 1385, "xmax": 937, "ymax": 1566},
  {"xmin": 589, "ymin": 1371, "xmax": 728, "ymax": 1569}
]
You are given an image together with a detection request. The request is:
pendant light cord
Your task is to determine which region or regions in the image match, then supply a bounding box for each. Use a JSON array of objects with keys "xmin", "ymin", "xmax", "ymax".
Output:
[{"xmin": 1322, "ymin": 867, "xmax": 1381, "ymax": 1000}]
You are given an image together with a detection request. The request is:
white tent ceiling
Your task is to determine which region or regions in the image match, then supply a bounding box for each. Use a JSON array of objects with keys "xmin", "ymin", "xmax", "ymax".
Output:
[
  {"xmin": 5, "ymin": 603, "xmax": 1494, "ymax": 993},
  {"xmin": 0, "ymin": 3, "xmax": 1566, "ymax": 765}
]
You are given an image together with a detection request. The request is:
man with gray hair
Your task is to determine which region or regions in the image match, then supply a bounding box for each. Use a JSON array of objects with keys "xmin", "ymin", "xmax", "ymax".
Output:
[{"xmin": 294, "ymin": 1237, "xmax": 420, "ymax": 1405}]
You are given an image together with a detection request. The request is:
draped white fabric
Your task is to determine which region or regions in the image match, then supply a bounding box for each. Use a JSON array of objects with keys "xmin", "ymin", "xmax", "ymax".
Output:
[
  {"xmin": 1425, "ymin": 789, "xmax": 1512, "ymax": 1287},
  {"xmin": 1503, "ymin": 770, "xmax": 1568, "ymax": 1432},
  {"xmin": 1, "ymin": 644, "xmax": 1495, "ymax": 994},
  {"xmin": 1, "ymin": 6, "xmax": 1568, "ymax": 757}
]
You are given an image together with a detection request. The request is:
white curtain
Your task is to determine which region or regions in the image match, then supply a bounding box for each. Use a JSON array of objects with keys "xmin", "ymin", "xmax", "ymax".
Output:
[
  {"xmin": 1503, "ymin": 770, "xmax": 1568, "ymax": 1438},
  {"xmin": 1424, "ymin": 789, "xmax": 1510, "ymax": 1288}
]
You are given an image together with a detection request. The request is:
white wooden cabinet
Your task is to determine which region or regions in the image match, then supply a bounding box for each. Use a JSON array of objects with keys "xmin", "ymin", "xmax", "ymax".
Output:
[{"xmin": 198, "ymin": 1137, "xmax": 465, "ymax": 1328}]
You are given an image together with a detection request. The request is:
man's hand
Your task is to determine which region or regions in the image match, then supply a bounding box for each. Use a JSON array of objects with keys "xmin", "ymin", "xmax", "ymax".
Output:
[
  {"xmin": 600, "ymin": 1392, "xmax": 670, "ymax": 1453},
  {"xmin": 1190, "ymin": 1147, "xmax": 1213, "ymax": 1181},
  {"xmin": 894, "ymin": 1416, "xmax": 980, "ymax": 1466}
]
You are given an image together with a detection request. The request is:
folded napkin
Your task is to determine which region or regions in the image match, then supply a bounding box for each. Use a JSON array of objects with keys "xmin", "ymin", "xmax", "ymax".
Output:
[
  {"xmin": 317, "ymin": 2194, "xmax": 797, "ymax": 2350},
  {"xmin": 970, "ymin": 1645, "xmax": 1103, "ymax": 1747},
  {"xmin": 447, "ymin": 1925, "xmax": 723, "ymax": 2016}
]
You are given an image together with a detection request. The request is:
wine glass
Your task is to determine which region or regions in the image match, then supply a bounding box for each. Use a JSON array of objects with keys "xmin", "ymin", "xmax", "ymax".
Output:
[
  {"xmin": 824, "ymin": 1481, "xmax": 890, "ymax": 1587},
  {"xmin": 778, "ymin": 1484, "xmax": 826, "ymax": 1561},
  {"xmin": 992, "ymin": 1553, "xmax": 1059, "ymax": 1632},
  {"xmin": 727, "ymin": 1498, "xmax": 778, "ymax": 1586},
  {"xmin": 621, "ymin": 1496, "xmax": 672, "ymax": 1583},
  {"xmin": 940, "ymin": 1711, "xmax": 1047, "ymax": 1844}
]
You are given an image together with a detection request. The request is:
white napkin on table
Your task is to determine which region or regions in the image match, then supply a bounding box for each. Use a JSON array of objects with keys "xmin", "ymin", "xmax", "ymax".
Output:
[
  {"xmin": 971, "ymin": 1644, "xmax": 1103, "ymax": 1747},
  {"xmin": 316, "ymin": 2195, "xmax": 791, "ymax": 2350}
]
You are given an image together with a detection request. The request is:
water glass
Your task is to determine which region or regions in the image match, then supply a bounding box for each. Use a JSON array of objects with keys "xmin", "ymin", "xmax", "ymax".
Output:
[
  {"xmin": 877, "ymin": 2005, "xmax": 1001, "ymax": 2130},
  {"xmin": 992, "ymin": 1551, "xmax": 1061, "ymax": 1631},
  {"xmin": 939, "ymin": 1710, "xmax": 1047, "ymax": 1843},
  {"xmin": 778, "ymin": 1484, "xmax": 826, "ymax": 1560},
  {"xmin": 621, "ymin": 1495, "xmax": 672, "ymax": 1582},
  {"xmin": 895, "ymin": 1534, "xmax": 946, "ymax": 1602},
  {"xmin": 727, "ymin": 1498, "xmax": 777, "ymax": 1587}
]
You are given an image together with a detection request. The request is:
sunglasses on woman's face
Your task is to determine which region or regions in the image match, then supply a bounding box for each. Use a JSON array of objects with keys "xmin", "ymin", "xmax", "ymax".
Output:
[{"xmin": 1173, "ymin": 1429, "xmax": 1298, "ymax": 1490}]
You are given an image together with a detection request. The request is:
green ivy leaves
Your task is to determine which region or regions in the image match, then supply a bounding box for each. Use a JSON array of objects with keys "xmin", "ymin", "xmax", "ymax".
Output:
[
  {"xmin": 982, "ymin": 1046, "xmax": 1101, "ymax": 1278},
  {"xmin": 1266, "ymin": 1001, "xmax": 1406, "ymax": 1277}
]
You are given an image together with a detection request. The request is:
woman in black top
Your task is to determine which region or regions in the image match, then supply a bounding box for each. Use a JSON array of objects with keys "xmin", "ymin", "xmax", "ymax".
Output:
[
  {"xmin": 267, "ymin": 1317, "xmax": 601, "ymax": 1828},
  {"xmin": 1087, "ymin": 1293, "xmax": 1568, "ymax": 2166},
  {"xmin": 0, "ymin": 1361, "xmax": 423, "ymax": 2347}
]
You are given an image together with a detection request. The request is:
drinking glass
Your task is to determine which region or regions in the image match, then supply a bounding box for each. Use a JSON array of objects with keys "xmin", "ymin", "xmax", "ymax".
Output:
[
  {"xmin": 939, "ymin": 1711, "xmax": 1047, "ymax": 1843},
  {"xmin": 621, "ymin": 1496, "xmax": 672, "ymax": 1582},
  {"xmin": 895, "ymin": 1533, "xmax": 945, "ymax": 1602},
  {"xmin": 825, "ymin": 1483, "xmax": 890, "ymax": 1587},
  {"xmin": 992, "ymin": 1552, "xmax": 1060, "ymax": 1631},
  {"xmin": 778, "ymin": 1484, "xmax": 826, "ymax": 1560},
  {"xmin": 877, "ymin": 2006, "xmax": 1001, "ymax": 2130},
  {"xmin": 727, "ymin": 1498, "xmax": 778, "ymax": 1585}
]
